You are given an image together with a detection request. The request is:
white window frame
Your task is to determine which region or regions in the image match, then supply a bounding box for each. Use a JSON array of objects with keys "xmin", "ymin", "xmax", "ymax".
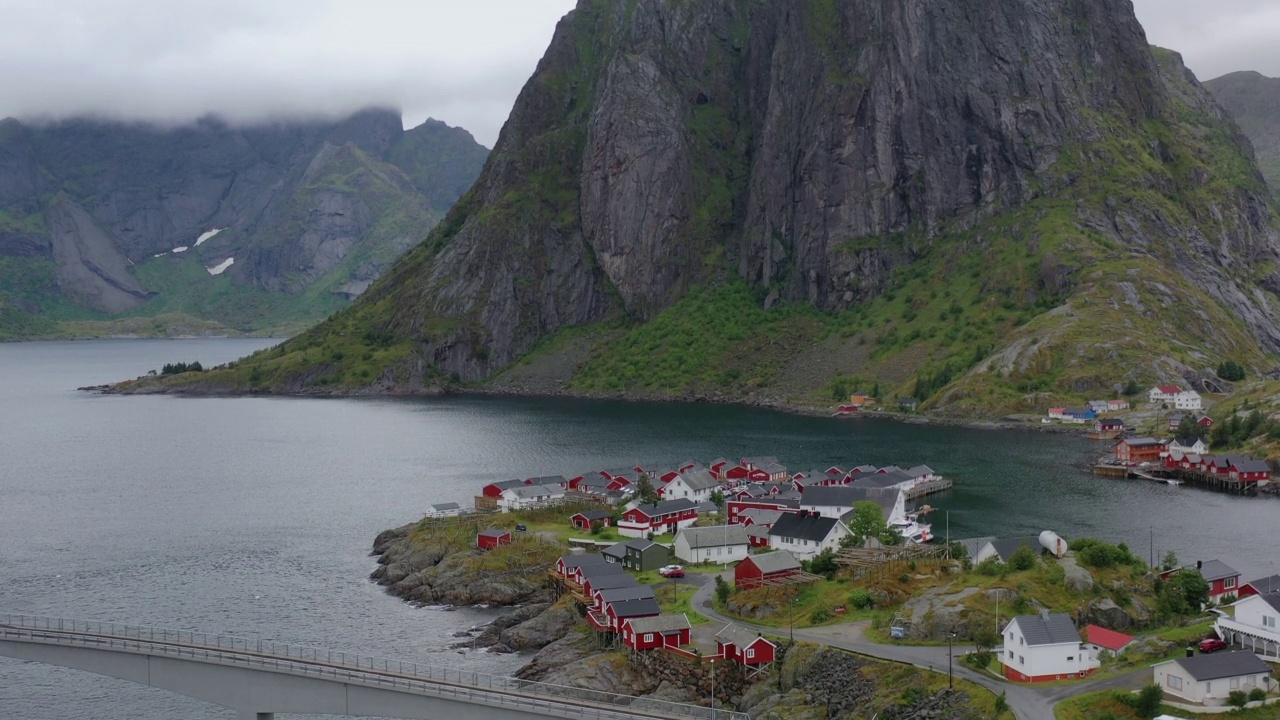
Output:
[
  {"xmin": 1230, "ymin": 677, "xmax": 1240, "ymax": 690},
  {"xmin": 1167, "ymin": 674, "xmax": 1182, "ymax": 690},
  {"xmin": 1225, "ymin": 577, "xmax": 1236, "ymax": 589},
  {"xmin": 644, "ymin": 633, "xmax": 653, "ymax": 643},
  {"xmin": 1264, "ymin": 615, "xmax": 1277, "ymax": 628}
]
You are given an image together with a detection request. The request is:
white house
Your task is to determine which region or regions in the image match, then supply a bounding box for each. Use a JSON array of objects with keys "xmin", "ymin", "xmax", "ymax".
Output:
[
  {"xmin": 1000, "ymin": 612, "xmax": 1097, "ymax": 683},
  {"xmin": 426, "ymin": 502, "xmax": 463, "ymax": 518},
  {"xmin": 974, "ymin": 537, "xmax": 1041, "ymax": 565},
  {"xmin": 1168, "ymin": 436, "xmax": 1209, "ymax": 455},
  {"xmin": 1216, "ymin": 592, "xmax": 1280, "ymax": 660},
  {"xmin": 1174, "ymin": 390, "xmax": 1203, "ymax": 410},
  {"xmin": 673, "ymin": 525, "xmax": 749, "ymax": 564},
  {"xmin": 767, "ymin": 511, "xmax": 851, "ymax": 559},
  {"xmin": 1153, "ymin": 652, "xmax": 1274, "ymax": 705},
  {"xmin": 498, "ymin": 484, "xmax": 565, "ymax": 511},
  {"xmin": 800, "ymin": 486, "xmax": 906, "ymax": 525},
  {"xmin": 662, "ymin": 469, "xmax": 722, "ymax": 504},
  {"xmin": 1149, "ymin": 385, "xmax": 1183, "ymax": 404}
]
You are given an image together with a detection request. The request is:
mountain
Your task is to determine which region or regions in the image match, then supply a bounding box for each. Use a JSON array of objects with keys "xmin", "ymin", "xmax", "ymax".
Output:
[
  {"xmin": 0, "ymin": 109, "xmax": 487, "ymax": 339},
  {"xmin": 132, "ymin": 0, "xmax": 1280, "ymax": 416},
  {"xmin": 1205, "ymin": 71, "xmax": 1280, "ymax": 195}
]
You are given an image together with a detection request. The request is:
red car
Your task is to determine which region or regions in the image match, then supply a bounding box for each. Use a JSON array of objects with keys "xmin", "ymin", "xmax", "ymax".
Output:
[
  {"xmin": 1198, "ymin": 637, "xmax": 1227, "ymax": 653},
  {"xmin": 659, "ymin": 564, "xmax": 685, "ymax": 578}
]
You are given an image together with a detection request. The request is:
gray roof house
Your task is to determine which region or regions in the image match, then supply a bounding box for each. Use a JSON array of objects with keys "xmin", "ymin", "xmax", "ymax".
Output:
[
  {"xmin": 1010, "ymin": 612, "xmax": 1082, "ymax": 646},
  {"xmin": 975, "ymin": 537, "xmax": 1041, "ymax": 564},
  {"xmin": 954, "ymin": 536, "xmax": 997, "ymax": 561}
]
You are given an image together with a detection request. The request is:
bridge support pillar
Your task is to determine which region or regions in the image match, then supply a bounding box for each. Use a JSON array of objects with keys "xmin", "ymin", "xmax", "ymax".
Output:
[{"xmin": 236, "ymin": 712, "xmax": 273, "ymax": 720}]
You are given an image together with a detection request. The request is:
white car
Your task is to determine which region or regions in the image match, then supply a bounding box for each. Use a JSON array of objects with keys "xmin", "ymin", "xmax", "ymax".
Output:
[{"xmin": 658, "ymin": 564, "xmax": 684, "ymax": 577}]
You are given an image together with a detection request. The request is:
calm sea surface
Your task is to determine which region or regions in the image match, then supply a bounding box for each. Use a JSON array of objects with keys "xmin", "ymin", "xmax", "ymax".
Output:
[{"xmin": 1, "ymin": 339, "xmax": 1276, "ymax": 719}]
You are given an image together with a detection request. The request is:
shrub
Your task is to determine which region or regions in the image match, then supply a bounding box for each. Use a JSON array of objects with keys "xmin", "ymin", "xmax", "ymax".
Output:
[
  {"xmin": 848, "ymin": 588, "xmax": 874, "ymax": 610},
  {"xmin": 810, "ymin": 607, "xmax": 832, "ymax": 624},
  {"xmin": 974, "ymin": 557, "xmax": 1004, "ymax": 576},
  {"xmin": 1248, "ymin": 688, "xmax": 1267, "ymax": 702},
  {"xmin": 994, "ymin": 692, "xmax": 1008, "ymax": 715},
  {"xmin": 898, "ymin": 573, "xmax": 910, "ymax": 584},
  {"xmin": 1227, "ymin": 690, "xmax": 1249, "ymax": 709},
  {"xmin": 1008, "ymin": 544, "xmax": 1038, "ymax": 571}
]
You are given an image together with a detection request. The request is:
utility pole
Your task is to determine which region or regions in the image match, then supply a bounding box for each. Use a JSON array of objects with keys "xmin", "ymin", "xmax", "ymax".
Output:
[
  {"xmin": 1149, "ymin": 527, "xmax": 1154, "ymax": 569},
  {"xmin": 710, "ymin": 658, "xmax": 717, "ymax": 720},
  {"xmin": 948, "ymin": 630, "xmax": 956, "ymax": 690}
]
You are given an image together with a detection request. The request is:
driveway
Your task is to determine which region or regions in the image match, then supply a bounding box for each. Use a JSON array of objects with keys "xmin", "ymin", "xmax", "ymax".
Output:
[{"xmin": 690, "ymin": 572, "xmax": 1147, "ymax": 720}]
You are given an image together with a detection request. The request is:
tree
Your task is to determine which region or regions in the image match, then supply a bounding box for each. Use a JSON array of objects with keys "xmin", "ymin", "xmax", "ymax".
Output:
[
  {"xmin": 1123, "ymin": 379, "xmax": 1142, "ymax": 396},
  {"xmin": 1161, "ymin": 550, "xmax": 1179, "ymax": 571},
  {"xmin": 589, "ymin": 520, "xmax": 603, "ymax": 536},
  {"xmin": 844, "ymin": 501, "xmax": 899, "ymax": 546},
  {"xmin": 1175, "ymin": 414, "xmax": 1200, "ymax": 440},
  {"xmin": 714, "ymin": 575, "xmax": 732, "ymax": 604},
  {"xmin": 806, "ymin": 548, "xmax": 838, "ymax": 578},
  {"xmin": 1007, "ymin": 544, "xmax": 1038, "ymax": 572},
  {"xmin": 709, "ymin": 489, "xmax": 725, "ymax": 512},
  {"xmin": 1217, "ymin": 360, "xmax": 1245, "ymax": 382},
  {"xmin": 1158, "ymin": 569, "xmax": 1210, "ymax": 617},
  {"xmin": 635, "ymin": 473, "xmax": 658, "ymax": 504},
  {"xmin": 993, "ymin": 692, "xmax": 1009, "ymax": 716}
]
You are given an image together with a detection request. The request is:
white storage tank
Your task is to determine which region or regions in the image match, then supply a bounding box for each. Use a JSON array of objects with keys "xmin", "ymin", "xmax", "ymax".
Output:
[{"xmin": 1039, "ymin": 531, "xmax": 1067, "ymax": 558}]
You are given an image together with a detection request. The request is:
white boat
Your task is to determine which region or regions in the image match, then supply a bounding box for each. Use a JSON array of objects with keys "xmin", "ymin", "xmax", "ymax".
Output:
[{"xmin": 892, "ymin": 518, "xmax": 932, "ymax": 544}]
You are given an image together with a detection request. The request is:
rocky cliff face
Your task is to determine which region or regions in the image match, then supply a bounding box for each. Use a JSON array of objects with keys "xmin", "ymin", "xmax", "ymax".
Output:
[
  {"xmin": 140, "ymin": 0, "xmax": 1280, "ymax": 412},
  {"xmin": 0, "ymin": 109, "xmax": 487, "ymax": 337},
  {"xmin": 1205, "ymin": 70, "xmax": 1280, "ymax": 196}
]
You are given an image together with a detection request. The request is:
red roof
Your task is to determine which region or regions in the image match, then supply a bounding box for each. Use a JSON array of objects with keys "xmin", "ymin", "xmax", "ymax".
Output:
[
  {"xmin": 1084, "ymin": 625, "xmax": 1135, "ymax": 652},
  {"xmin": 1158, "ymin": 385, "xmax": 1182, "ymax": 394}
]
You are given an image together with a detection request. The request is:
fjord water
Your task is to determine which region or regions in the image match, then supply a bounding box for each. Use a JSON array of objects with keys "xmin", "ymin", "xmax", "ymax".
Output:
[{"xmin": 1, "ymin": 340, "xmax": 1276, "ymax": 719}]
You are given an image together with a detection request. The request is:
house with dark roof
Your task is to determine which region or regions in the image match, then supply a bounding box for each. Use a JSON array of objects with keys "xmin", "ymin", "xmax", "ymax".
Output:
[
  {"xmin": 621, "ymin": 539, "xmax": 670, "ymax": 572},
  {"xmin": 622, "ymin": 614, "xmax": 691, "ymax": 651},
  {"xmin": 767, "ymin": 510, "xmax": 851, "ymax": 559},
  {"xmin": 716, "ymin": 624, "xmax": 777, "ymax": 666},
  {"xmin": 555, "ymin": 553, "xmax": 608, "ymax": 577},
  {"xmin": 578, "ymin": 562, "xmax": 628, "ymax": 596},
  {"xmin": 1239, "ymin": 575, "xmax": 1280, "ymax": 599},
  {"xmin": 617, "ymin": 498, "xmax": 699, "ymax": 538},
  {"xmin": 592, "ymin": 585, "xmax": 657, "ymax": 613},
  {"xmin": 1215, "ymin": 591, "xmax": 1280, "ymax": 661},
  {"xmin": 427, "ymin": 502, "xmax": 463, "ymax": 517},
  {"xmin": 603, "ymin": 597, "xmax": 662, "ymax": 631},
  {"xmin": 1160, "ymin": 560, "xmax": 1242, "ymax": 602},
  {"xmin": 953, "ymin": 536, "xmax": 997, "ymax": 562},
  {"xmin": 800, "ymin": 485, "xmax": 906, "ymax": 525},
  {"xmin": 1001, "ymin": 611, "xmax": 1096, "ymax": 683},
  {"xmin": 1153, "ymin": 652, "xmax": 1274, "ymax": 704},
  {"xmin": 1115, "ymin": 437, "xmax": 1166, "ymax": 465},
  {"xmin": 1168, "ymin": 436, "xmax": 1209, "ymax": 455},
  {"xmin": 974, "ymin": 537, "xmax": 1042, "ymax": 564},
  {"xmin": 1229, "ymin": 458, "xmax": 1272, "ymax": 484},
  {"xmin": 570, "ymin": 509, "xmax": 613, "ymax": 530}
]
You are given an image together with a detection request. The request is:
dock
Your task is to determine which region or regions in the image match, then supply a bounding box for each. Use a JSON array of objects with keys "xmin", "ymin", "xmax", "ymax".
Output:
[
  {"xmin": 1094, "ymin": 465, "xmax": 1259, "ymax": 494},
  {"xmin": 904, "ymin": 477, "xmax": 954, "ymax": 500}
]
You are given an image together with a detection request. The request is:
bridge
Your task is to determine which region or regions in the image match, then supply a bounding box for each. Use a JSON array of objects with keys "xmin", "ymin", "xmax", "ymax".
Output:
[{"xmin": 0, "ymin": 614, "xmax": 744, "ymax": 720}]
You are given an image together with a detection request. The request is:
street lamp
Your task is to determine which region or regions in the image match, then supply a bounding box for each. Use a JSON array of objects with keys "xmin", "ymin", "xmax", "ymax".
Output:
[
  {"xmin": 709, "ymin": 658, "xmax": 716, "ymax": 720},
  {"xmin": 948, "ymin": 630, "xmax": 957, "ymax": 690}
]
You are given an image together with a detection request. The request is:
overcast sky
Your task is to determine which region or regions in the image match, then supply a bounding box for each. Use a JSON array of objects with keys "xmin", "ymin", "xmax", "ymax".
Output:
[{"xmin": 0, "ymin": 0, "xmax": 1275, "ymax": 149}]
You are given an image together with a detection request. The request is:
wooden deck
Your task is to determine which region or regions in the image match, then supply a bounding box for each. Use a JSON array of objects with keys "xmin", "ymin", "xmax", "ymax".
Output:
[{"xmin": 904, "ymin": 477, "xmax": 954, "ymax": 500}]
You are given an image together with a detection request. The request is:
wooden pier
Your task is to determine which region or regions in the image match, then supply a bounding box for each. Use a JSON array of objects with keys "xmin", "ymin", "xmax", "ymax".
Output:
[
  {"xmin": 904, "ymin": 477, "xmax": 954, "ymax": 500},
  {"xmin": 1094, "ymin": 464, "xmax": 1261, "ymax": 495}
]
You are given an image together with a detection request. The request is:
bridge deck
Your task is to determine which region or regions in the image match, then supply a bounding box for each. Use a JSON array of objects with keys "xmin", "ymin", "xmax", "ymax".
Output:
[{"xmin": 0, "ymin": 614, "xmax": 744, "ymax": 720}]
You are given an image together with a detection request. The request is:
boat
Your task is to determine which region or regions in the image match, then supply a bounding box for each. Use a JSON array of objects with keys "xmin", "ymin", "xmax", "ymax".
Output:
[{"xmin": 893, "ymin": 516, "xmax": 933, "ymax": 544}]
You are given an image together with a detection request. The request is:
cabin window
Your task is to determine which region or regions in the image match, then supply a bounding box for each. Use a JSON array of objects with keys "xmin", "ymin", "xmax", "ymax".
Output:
[
  {"xmin": 1264, "ymin": 616, "xmax": 1277, "ymax": 628},
  {"xmin": 1167, "ymin": 675, "xmax": 1182, "ymax": 690},
  {"xmin": 1067, "ymin": 656, "xmax": 1074, "ymax": 661},
  {"xmin": 746, "ymin": 648, "xmax": 755, "ymax": 659},
  {"xmin": 1018, "ymin": 655, "xmax": 1024, "ymax": 665},
  {"xmin": 1246, "ymin": 676, "xmax": 1256, "ymax": 687},
  {"xmin": 1019, "ymin": 637, "xmax": 1024, "ymax": 646},
  {"xmin": 1230, "ymin": 677, "xmax": 1240, "ymax": 690},
  {"xmin": 644, "ymin": 634, "xmax": 653, "ymax": 643},
  {"xmin": 1225, "ymin": 577, "xmax": 1237, "ymax": 589},
  {"xmin": 1007, "ymin": 650, "xmax": 1013, "ymax": 659}
]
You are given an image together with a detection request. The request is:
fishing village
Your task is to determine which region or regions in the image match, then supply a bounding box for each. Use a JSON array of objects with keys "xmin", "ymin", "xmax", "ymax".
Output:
[{"xmin": 369, "ymin": 447, "xmax": 1280, "ymax": 720}]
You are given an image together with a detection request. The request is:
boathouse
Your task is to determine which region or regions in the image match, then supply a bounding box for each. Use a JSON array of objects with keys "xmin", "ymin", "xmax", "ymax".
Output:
[
  {"xmin": 570, "ymin": 509, "xmax": 613, "ymax": 530},
  {"xmin": 716, "ymin": 625, "xmax": 777, "ymax": 667},
  {"xmin": 622, "ymin": 614, "xmax": 692, "ymax": 651},
  {"xmin": 1115, "ymin": 437, "xmax": 1165, "ymax": 465}
]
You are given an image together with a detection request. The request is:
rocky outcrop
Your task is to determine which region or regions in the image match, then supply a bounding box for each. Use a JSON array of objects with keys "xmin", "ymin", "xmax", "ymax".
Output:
[
  {"xmin": 0, "ymin": 109, "xmax": 487, "ymax": 336},
  {"xmin": 369, "ymin": 523, "xmax": 555, "ymax": 607}
]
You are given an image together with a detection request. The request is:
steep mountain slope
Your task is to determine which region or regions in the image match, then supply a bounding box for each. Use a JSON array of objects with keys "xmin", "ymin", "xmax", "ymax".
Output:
[
  {"xmin": 136, "ymin": 0, "xmax": 1280, "ymax": 415},
  {"xmin": 1205, "ymin": 71, "xmax": 1280, "ymax": 195},
  {"xmin": 0, "ymin": 110, "xmax": 487, "ymax": 339}
]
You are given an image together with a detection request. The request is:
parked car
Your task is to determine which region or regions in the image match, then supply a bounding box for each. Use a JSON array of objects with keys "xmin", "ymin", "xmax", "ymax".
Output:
[
  {"xmin": 659, "ymin": 564, "xmax": 684, "ymax": 578},
  {"xmin": 1198, "ymin": 637, "xmax": 1227, "ymax": 653},
  {"xmin": 515, "ymin": 524, "xmax": 527, "ymax": 532}
]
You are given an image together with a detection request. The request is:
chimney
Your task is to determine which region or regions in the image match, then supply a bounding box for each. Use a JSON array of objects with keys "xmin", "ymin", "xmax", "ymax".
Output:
[
  {"xmin": 813, "ymin": 511, "xmax": 821, "ymax": 519},
  {"xmin": 1186, "ymin": 646, "xmax": 1195, "ymax": 658},
  {"xmin": 1197, "ymin": 560, "xmax": 1202, "ymax": 570},
  {"xmin": 1041, "ymin": 609, "xmax": 1050, "ymax": 621}
]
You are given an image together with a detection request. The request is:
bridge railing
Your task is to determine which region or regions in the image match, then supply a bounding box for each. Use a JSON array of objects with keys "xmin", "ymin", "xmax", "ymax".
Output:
[{"xmin": 0, "ymin": 614, "xmax": 746, "ymax": 720}]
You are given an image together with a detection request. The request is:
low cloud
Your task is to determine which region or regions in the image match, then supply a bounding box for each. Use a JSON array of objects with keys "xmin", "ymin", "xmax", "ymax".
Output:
[{"xmin": 0, "ymin": 0, "xmax": 1274, "ymax": 149}]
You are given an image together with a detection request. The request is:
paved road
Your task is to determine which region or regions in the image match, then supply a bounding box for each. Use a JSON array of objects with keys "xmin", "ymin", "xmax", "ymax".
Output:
[{"xmin": 691, "ymin": 575, "xmax": 1149, "ymax": 720}]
